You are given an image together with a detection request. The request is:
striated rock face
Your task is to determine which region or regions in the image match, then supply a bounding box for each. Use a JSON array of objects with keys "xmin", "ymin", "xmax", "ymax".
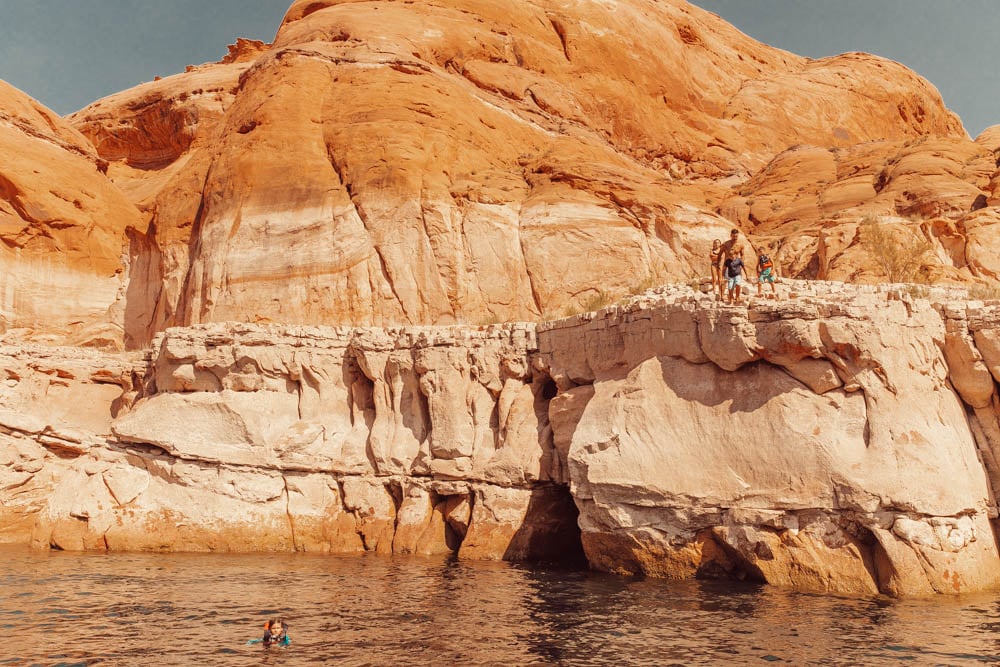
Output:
[
  {"xmin": 3, "ymin": 322, "xmax": 581, "ymax": 561},
  {"xmin": 7, "ymin": 281, "xmax": 1000, "ymax": 596},
  {"xmin": 0, "ymin": 81, "xmax": 142, "ymax": 348},
  {"xmin": 0, "ymin": 342, "xmax": 138, "ymax": 541},
  {"xmin": 60, "ymin": 0, "xmax": 993, "ymax": 349},
  {"xmin": 0, "ymin": 0, "xmax": 994, "ymax": 352},
  {"xmin": 67, "ymin": 49, "xmax": 262, "ymax": 349},
  {"xmin": 539, "ymin": 283, "xmax": 1000, "ymax": 596},
  {"xmin": 732, "ymin": 134, "xmax": 1000, "ymax": 286},
  {"xmin": 4, "ymin": 0, "xmax": 1000, "ymax": 599}
]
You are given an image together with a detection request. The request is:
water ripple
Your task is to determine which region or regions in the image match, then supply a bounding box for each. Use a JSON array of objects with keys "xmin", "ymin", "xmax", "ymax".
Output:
[{"xmin": 3, "ymin": 546, "xmax": 1000, "ymax": 665}]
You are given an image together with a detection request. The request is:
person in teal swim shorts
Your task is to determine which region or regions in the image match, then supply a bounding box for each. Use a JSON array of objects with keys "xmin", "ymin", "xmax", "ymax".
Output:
[
  {"xmin": 724, "ymin": 255, "xmax": 749, "ymax": 304},
  {"xmin": 756, "ymin": 252, "xmax": 779, "ymax": 298}
]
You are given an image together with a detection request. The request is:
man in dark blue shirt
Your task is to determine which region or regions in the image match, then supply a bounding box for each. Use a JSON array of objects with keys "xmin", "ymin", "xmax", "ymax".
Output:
[{"xmin": 724, "ymin": 254, "xmax": 749, "ymax": 304}]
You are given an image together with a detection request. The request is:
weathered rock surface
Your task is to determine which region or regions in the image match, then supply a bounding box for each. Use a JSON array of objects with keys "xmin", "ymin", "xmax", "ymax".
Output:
[
  {"xmin": 67, "ymin": 44, "xmax": 265, "ymax": 349},
  {"xmin": 3, "ymin": 321, "xmax": 580, "ymax": 562},
  {"xmin": 0, "ymin": 341, "xmax": 137, "ymax": 542},
  {"xmin": 0, "ymin": 81, "xmax": 142, "ymax": 349},
  {"xmin": 5, "ymin": 281, "xmax": 1000, "ymax": 596},
  {"xmin": 0, "ymin": 0, "xmax": 993, "ymax": 351},
  {"xmin": 3, "ymin": 0, "xmax": 1000, "ymax": 598},
  {"xmin": 540, "ymin": 282, "xmax": 1000, "ymax": 595},
  {"xmin": 736, "ymin": 135, "xmax": 1000, "ymax": 287},
  {"xmin": 56, "ymin": 0, "xmax": 996, "ymax": 350}
]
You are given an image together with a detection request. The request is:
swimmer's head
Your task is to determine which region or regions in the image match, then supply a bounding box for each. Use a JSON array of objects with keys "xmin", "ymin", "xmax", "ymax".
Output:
[{"xmin": 266, "ymin": 618, "xmax": 285, "ymax": 637}]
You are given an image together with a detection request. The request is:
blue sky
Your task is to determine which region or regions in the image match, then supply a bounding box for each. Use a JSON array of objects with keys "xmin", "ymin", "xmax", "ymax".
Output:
[
  {"xmin": 692, "ymin": 0, "xmax": 999, "ymax": 137},
  {"xmin": 0, "ymin": 0, "xmax": 290, "ymax": 113},
  {"xmin": 0, "ymin": 1, "xmax": 996, "ymax": 136}
]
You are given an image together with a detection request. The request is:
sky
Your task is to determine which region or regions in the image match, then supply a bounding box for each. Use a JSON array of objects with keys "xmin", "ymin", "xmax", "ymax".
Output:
[
  {"xmin": 0, "ymin": 1, "xmax": 997, "ymax": 137},
  {"xmin": 0, "ymin": 0, "xmax": 290, "ymax": 113},
  {"xmin": 691, "ymin": 0, "xmax": 999, "ymax": 137}
]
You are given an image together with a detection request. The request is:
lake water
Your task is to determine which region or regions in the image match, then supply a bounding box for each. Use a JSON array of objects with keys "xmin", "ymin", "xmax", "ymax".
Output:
[{"xmin": 3, "ymin": 545, "xmax": 1000, "ymax": 666}]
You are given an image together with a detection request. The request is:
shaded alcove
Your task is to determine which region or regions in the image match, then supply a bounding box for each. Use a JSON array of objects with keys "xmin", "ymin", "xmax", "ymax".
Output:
[{"xmin": 503, "ymin": 484, "xmax": 587, "ymax": 567}]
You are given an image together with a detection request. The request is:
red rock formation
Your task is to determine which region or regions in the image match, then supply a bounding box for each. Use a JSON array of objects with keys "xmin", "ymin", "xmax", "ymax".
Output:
[
  {"xmin": 726, "ymin": 135, "xmax": 998, "ymax": 284},
  {"xmin": 69, "ymin": 55, "xmax": 256, "ymax": 348},
  {"xmin": 219, "ymin": 38, "xmax": 270, "ymax": 65},
  {"xmin": 61, "ymin": 0, "xmax": 987, "ymax": 349},
  {"xmin": 0, "ymin": 81, "xmax": 141, "ymax": 349},
  {"xmin": 5, "ymin": 0, "xmax": 1000, "ymax": 597}
]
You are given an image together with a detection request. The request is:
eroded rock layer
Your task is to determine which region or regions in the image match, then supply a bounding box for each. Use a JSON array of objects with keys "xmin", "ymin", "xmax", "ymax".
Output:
[
  {"xmin": 540, "ymin": 283, "xmax": 1000, "ymax": 595},
  {"xmin": 5, "ymin": 282, "xmax": 1000, "ymax": 596},
  {"xmin": 2, "ymin": 321, "xmax": 581, "ymax": 562},
  {"xmin": 0, "ymin": 81, "xmax": 142, "ymax": 348}
]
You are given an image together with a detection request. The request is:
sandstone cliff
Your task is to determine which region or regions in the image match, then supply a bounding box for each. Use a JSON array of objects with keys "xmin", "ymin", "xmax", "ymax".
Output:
[
  {"xmin": 58, "ymin": 0, "xmax": 997, "ymax": 349},
  {"xmin": 540, "ymin": 283, "xmax": 1000, "ymax": 595},
  {"xmin": 0, "ymin": 81, "xmax": 142, "ymax": 349},
  {"xmin": 3, "ymin": 0, "xmax": 1000, "ymax": 599},
  {"xmin": 5, "ymin": 283, "xmax": 1000, "ymax": 596}
]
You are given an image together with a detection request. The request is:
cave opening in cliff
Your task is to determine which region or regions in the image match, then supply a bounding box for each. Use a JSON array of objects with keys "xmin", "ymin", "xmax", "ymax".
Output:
[
  {"xmin": 694, "ymin": 531, "xmax": 767, "ymax": 585},
  {"xmin": 541, "ymin": 378, "xmax": 558, "ymax": 401},
  {"xmin": 436, "ymin": 491, "xmax": 468, "ymax": 553},
  {"xmin": 504, "ymin": 485, "xmax": 586, "ymax": 567}
]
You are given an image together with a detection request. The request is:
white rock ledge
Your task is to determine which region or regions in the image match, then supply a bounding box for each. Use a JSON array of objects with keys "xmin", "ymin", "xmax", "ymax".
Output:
[{"xmin": 3, "ymin": 280, "xmax": 1000, "ymax": 596}]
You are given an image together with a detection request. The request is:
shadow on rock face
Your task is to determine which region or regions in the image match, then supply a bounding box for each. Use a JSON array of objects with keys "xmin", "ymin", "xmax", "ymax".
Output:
[{"xmin": 503, "ymin": 485, "xmax": 586, "ymax": 567}]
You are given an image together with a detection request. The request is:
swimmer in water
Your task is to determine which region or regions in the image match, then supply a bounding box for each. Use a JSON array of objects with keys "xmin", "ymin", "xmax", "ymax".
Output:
[{"xmin": 262, "ymin": 618, "xmax": 290, "ymax": 647}]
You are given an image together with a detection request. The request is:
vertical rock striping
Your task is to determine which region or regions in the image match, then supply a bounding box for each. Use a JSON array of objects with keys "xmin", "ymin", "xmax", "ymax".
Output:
[
  {"xmin": 5, "ymin": 281, "xmax": 1000, "ymax": 595},
  {"xmin": 539, "ymin": 282, "xmax": 1000, "ymax": 595}
]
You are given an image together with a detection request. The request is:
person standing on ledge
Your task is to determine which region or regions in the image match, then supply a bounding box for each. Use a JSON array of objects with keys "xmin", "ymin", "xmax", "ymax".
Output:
[
  {"xmin": 709, "ymin": 239, "xmax": 723, "ymax": 297},
  {"xmin": 724, "ymin": 253, "xmax": 750, "ymax": 304},
  {"xmin": 756, "ymin": 251, "xmax": 780, "ymax": 299},
  {"xmin": 717, "ymin": 229, "xmax": 745, "ymax": 301}
]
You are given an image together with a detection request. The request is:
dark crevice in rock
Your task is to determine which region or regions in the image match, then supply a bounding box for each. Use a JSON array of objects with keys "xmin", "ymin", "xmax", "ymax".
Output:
[
  {"xmin": 696, "ymin": 530, "xmax": 767, "ymax": 584},
  {"xmin": 282, "ymin": 477, "xmax": 298, "ymax": 550},
  {"xmin": 547, "ymin": 17, "xmax": 571, "ymax": 62},
  {"xmin": 502, "ymin": 484, "xmax": 585, "ymax": 565},
  {"xmin": 387, "ymin": 479, "xmax": 404, "ymax": 516},
  {"xmin": 119, "ymin": 442, "xmax": 168, "ymax": 458},
  {"xmin": 854, "ymin": 523, "xmax": 890, "ymax": 595},
  {"xmin": 440, "ymin": 494, "xmax": 466, "ymax": 552}
]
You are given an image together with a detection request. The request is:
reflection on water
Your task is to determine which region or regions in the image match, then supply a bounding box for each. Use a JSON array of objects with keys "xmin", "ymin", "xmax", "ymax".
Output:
[{"xmin": 3, "ymin": 544, "xmax": 1000, "ymax": 666}]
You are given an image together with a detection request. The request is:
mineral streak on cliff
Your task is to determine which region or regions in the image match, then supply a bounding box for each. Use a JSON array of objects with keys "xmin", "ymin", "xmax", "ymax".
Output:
[{"xmin": 4, "ymin": 281, "xmax": 1000, "ymax": 596}]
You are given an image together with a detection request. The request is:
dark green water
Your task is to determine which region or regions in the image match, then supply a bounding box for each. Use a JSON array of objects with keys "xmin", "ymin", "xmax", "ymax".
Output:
[{"xmin": 2, "ymin": 545, "xmax": 999, "ymax": 666}]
